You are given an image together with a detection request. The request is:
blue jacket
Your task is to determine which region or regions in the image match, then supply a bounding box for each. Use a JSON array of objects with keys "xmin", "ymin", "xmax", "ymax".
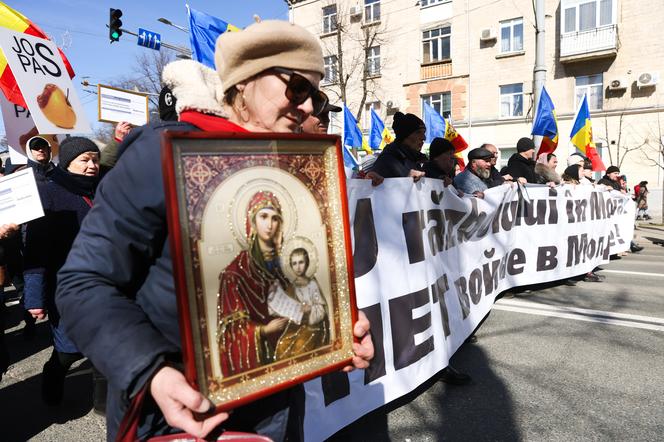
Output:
[
  {"xmin": 56, "ymin": 121, "xmax": 196, "ymax": 439},
  {"xmin": 24, "ymin": 167, "xmax": 97, "ymax": 353}
]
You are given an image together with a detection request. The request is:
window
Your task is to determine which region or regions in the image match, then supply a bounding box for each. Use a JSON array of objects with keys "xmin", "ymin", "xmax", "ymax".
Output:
[
  {"xmin": 322, "ymin": 5, "xmax": 337, "ymax": 34},
  {"xmin": 575, "ymin": 74, "xmax": 603, "ymax": 110},
  {"xmin": 323, "ymin": 55, "xmax": 338, "ymax": 84},
  {"xmin": 422, "ymin": 26, "xmax": 451, "ymax": 63},
  {"xmin": 366, "ymin": 46, "xmax": 380, "ymax": 77},
  {"xmin": 421, "ymin": 0, "xmax": 448, "ymax": 6},
  {"xmin": 421, "ymin": 92, "xmax": 451, "ymax": 119},
  {"xmin": 562, "ymin": 0, "xmax": 614, "ymax": 33},
  {"xmin": 363, "ymin": 102, "xmax": 380, "ymax": 129},
  {"xmin": 500, "ymin": 18, "xmax": 523, "ymax": 53},
  {"xmin": 364, "ymin": 0, "xmax": 380, "ymax": 23},
  {"xmin": 499, "ymin": 83, "xmax": 523, "ymax": 118}
]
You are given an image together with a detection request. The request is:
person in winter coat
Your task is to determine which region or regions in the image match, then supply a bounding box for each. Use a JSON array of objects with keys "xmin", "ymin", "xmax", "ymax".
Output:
[
  {"xmin": 535, "ymin": 153, "xmax": 561, "ymax": 185},
  {"xmin": 505, "ymin": 137, "xmax": 537, "ymax": 183},
  {"xmin": 635, "ymin": 181, "xmax": 651, "ymax": 220},
  {"xmin": 25, "ymin": 135, "xmax": 56, "ymax": 182},
  {"xmin": 22, "ymin": 137, "xmax": 100, "ymax": 405},
  {"xmin": 453, "ymin": 147, "xmax": 495, "ymax": 197},
  {"xmin": 370, "ymin": 112, "xmax": 427, "ymax": 180},
  {"xmin": 598, "ymin": 165, "xmax": 622, "ymax": 192},
  {"xmin": 424, "ymin": 137, "xmax": 455, "ymax": 185},
  {"xmin": 56, "ymin": 21, "xmax": 373, "ymax": 442}
]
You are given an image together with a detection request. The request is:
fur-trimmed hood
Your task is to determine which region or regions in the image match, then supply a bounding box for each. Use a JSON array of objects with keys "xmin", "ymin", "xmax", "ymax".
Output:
[
  {"xmin": 161, "ymin": 60, "xmax": 227, "ymax": 118},
  {"xmin": 535, "ymin": 162, "xmax": 561, "ymax": 184}
]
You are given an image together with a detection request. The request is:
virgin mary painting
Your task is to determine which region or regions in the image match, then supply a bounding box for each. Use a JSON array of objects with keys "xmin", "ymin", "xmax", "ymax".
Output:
[{"xmin": 216, "ymin": 190, "xmax": 291, "ymax": 377}]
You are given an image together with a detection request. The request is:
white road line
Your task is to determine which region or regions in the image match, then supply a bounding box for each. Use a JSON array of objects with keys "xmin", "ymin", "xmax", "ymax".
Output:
[
  {"xmin": 600, "ymin": 269, "xmax": 664, "ymax": 278},
  {"xmin": 495, "ymin": 299, "xmax": 664, "ymax": 331}
]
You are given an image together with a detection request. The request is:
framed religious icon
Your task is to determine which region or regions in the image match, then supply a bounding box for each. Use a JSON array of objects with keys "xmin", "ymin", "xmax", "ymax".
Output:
[{"xmin": 162, "ymin": 131, "xmax": 358, "ymax": 411}]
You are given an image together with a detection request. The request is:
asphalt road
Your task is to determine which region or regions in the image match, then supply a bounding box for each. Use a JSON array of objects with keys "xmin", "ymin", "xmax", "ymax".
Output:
[
  {"xmin": 333, "ymin": 222, "xmax": 664, "ymax": 441},
  {"xmin": 1, "ymin": 223, "xmax": 663, "ymax": 441}
]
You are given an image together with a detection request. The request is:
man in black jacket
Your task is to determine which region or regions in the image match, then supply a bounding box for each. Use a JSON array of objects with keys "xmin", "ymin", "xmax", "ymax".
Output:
[
  {"xmin": 371, "ymin": 112, "xmax": 427, "ymax": 180},
  {"xmin": 598, "ymin": 165, "xmax": 622, "ymax": 191},
  {"xmin": 505, "ymin": 137, "xmax": 537, "ymax": 183}
]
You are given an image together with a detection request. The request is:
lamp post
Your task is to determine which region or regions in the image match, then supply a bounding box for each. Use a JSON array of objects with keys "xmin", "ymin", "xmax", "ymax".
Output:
[{"xmin": 157, "ymin": 17, "xmax": 190, "ymax": 34}]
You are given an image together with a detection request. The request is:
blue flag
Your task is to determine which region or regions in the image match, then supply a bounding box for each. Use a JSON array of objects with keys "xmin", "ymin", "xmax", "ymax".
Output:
[
  {"xmin": 531, "ymin": 87, "xmax": 559, "ymax": 155},
  {"xmin": 423, "ymin": 102, "xmax": 446, "ymax": 143},
  {"xmin": 187, "ymin": 6, "xmax": 239, "ymax": 69},
  {"xmin": 342, "ymin": 145, "xmax": 359, "ymax": 169},
  {"xmin": 369, "ymin": 109, "xmax": 385, "ymax": 150},
  {"xmin": 343, "ymin": 105, "xmax": 363, "ymax": 148}
]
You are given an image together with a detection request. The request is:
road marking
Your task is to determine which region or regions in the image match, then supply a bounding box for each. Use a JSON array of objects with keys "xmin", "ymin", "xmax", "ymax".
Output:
[
  {"xmin": 495, "ymin": 299, "xmax": 664, "ymax": 332},
  {"xmin": 600, "ymin": 269, "xmax": 664, "ymax": 278}
]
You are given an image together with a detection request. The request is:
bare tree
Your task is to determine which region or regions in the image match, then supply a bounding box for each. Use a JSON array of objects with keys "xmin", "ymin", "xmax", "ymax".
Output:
[
  {"xmin": 93, "ymin": 50, "xmax": 176, "ymax": 145},
  {"xmin": 321, "ymin": 4, "xmax": 389, "ymax": 120},
  {"xmin": 113, "ymin": 50, "xmax": 175, "ymax": 110},
  {"xmin": 597, "ymin": 111, "xmax": 644, "ymax": 168},
  {"xmin": 639, "ymin": 114, "xmax": 664, "ymax": 223}
]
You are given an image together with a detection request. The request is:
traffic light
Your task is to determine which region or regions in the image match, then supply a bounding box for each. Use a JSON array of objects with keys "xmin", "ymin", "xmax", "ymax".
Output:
[{"xmin": 109, "ymin": 8, "xmax": 123, "ymax": 43}]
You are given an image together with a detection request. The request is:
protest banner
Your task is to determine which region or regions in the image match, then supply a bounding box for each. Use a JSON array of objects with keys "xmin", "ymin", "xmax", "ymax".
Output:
[
  {"xmin": 0, "ymin": 27, "xmax": 90, "ymax": 134},
  {"xmin": 0, "ymin": 93, "xmax": 63, "ymax": 164},
  {"xmin": 97, "ymin": 84, "xmax": 149, "ymax": 126},
  {"xmin": 301, "ymin": 180, "xmax": 635, "ymax": 440}
]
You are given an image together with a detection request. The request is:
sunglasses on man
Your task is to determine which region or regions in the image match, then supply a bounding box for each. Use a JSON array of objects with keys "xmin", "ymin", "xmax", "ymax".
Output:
[{"xmin": 272, "ymin": 67, "xmax": 329, "ymax": 117}]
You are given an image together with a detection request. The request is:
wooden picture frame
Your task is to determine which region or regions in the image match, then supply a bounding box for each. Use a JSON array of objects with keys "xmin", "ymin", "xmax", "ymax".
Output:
[{"xmin": 161, "ymin": 131, "xmax": 357, "ymax": 411}]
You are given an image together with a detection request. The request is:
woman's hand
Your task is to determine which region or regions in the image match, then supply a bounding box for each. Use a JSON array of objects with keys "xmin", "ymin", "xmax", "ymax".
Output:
[
  {"xmin": 262, "ymin": 317, "xmax": 288, "ymax": 340},
  {"xmin": 150, "ymin": 366, "xmax": 228, "ymax": 438},
  {"xmin": 114, "ymin": 122, "xmax": 132, "ymax": 142},
  {"xmin": 28, "ymin": 308, "xmax": 46, "ymax": 320},
  {"xmin": 0, "ymin": 223, "xmax": 19, "ymax": 240},
  {"xmin": 408, "ymin": 169, "xmax": 425, "ymax": 182},
  {"xmin": 365, "ymin": 171, "xmax": 384, "ymax": 187},
  {"xmin": 343, "ymin": 310, "xmax": 374, "ymax": 372}
]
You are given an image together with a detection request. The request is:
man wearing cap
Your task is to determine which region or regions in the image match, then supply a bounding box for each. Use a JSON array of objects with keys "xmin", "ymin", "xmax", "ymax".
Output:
[
  {"xmin": 453, "ymin": 146, "xmax": 494, "ymax": 198},
  {"xmin": 482, "ymin": 143, "xmax": 517, "ymax": 187},
  {"xmin": 371, "ymin": 112, "xmax": 427, "ymax": 180},
  {"xmin": 505, "ymin": 137, "xmax": 537, "ymax": 183},
  {"xmin": 301, "ymin": 102, "xmax": 341, "ymax": 134},
  {"xmin": 598, "ymin": 166, "xmax": 622, "ymax": 192},
  {"xmin": 26, "ymin": 135, "xmax": 56, "ymax": 182},
  {"xmin": 424, "ymin": 137, "xmax": 455, "ymax": 185}
]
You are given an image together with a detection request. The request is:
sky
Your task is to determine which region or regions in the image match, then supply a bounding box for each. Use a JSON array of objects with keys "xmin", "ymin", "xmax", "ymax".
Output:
[{"xmin": 1, "ymin": 0, "xmax": 289, "ymax": 136}]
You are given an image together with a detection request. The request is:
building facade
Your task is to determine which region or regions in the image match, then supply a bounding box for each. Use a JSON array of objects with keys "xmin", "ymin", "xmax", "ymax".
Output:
[{"xmin": 286, "ymin": 0, "xmax": 664, "ymax": 208}]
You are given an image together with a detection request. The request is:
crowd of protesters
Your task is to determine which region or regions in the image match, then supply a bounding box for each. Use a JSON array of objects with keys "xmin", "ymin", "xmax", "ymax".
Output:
[{"xmin": 0, "ymin": 18, "xmax": 646, "ymax": 442}]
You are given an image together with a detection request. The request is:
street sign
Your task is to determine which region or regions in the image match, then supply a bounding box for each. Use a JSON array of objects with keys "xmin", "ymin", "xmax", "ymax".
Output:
[{"xmin": 137, "ymin": 28, "xmax": 161, "ymax": 50}]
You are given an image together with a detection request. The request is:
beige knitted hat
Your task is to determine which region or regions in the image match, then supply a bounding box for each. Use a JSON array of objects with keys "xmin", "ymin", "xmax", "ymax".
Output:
[{"xmin": 215, "ymin": 20, "xmax": 325, "ymax": 93}]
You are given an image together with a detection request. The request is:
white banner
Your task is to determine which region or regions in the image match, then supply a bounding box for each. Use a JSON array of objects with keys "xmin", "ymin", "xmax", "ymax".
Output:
[
  {"xmin": 302, "ymin": 179, "xmax": 635, "ymax": 441},
  {"xmin": 0, "ymin": 28, "xmax": 90, "ymax": 134}
]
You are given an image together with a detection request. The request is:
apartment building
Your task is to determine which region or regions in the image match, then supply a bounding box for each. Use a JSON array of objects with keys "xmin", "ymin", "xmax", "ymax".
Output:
[{"xmin": 286, "ymin": 0, "xmax": 664, "ymax": 203}]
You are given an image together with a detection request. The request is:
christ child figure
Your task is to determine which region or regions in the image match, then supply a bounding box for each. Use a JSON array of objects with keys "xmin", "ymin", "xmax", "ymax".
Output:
[{"xmin": 273, "ymin": 247, "xmax": 329, "ymax": 360}]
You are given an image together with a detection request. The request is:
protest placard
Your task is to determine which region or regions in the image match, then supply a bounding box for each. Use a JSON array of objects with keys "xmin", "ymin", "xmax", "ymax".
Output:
[
  {"xmin": 0, "ymin": 28, "xmax": 90, "ymax": 134},
  {"xmin": 97, "ymin": 84, "xmax": 149, "ymax": 126}
]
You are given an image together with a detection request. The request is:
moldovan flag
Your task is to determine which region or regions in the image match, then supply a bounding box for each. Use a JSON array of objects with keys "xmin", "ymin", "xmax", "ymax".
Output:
[
  {"xmin": 423, "ymin": 102, "xmax": 467, "ymax": 168},
  {"xmin": 369, "ymin": 108, "xmax": 393, "ymax": 151},
  {"xmin": 187, "ymin": 5, "xmax": 239, "ymax": 70},
  {"xmin": 531, "ymin": 86, "xmax": 559, "ymax": 156},
  {"xmin": 0, "ymin": 2, "xmax": 75, "ymax": 107},
  {"xmin": 343, "ymin": 104, "xmax": 371, "ymax": 154},
  {"xmin": 570, "ymin": 95, "xmax": 605, "ymax": 171}
]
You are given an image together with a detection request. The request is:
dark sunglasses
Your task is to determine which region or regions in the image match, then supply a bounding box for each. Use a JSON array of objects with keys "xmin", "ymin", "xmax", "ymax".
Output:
[{"xmin": 272, "ymin": 67, "xmax": 329, "ymax": 117}]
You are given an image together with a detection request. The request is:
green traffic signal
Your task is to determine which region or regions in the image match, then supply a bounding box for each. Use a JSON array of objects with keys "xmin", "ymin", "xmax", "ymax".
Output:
[{"xmin": 109, "ymin": 8, "xmax": 123, "ymax": 43}]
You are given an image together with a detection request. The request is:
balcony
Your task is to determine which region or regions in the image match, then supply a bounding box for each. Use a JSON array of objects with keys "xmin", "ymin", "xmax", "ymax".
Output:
[
  {"xmin": 560, "ymin": 24, "xmax": 618, "ymax": 63},
  {"xmin": 421, "ymin": 60, "xmax": 452, "ymax": 80}
]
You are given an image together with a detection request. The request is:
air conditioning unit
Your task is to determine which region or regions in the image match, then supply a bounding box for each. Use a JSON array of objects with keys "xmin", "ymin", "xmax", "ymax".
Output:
[
  {"xmin": 350, "ymin": 6, "xmax": 362, "ymax": 17},
  {"xmin": 480, "ymin": 28, "xmax": 496, "ymax": 41},
  {"xmin": 608, "ymin": 77, "xmax": 628, "ymax": 91},
  {"xmin": 637, "ymin": 72, "xmax": 659, "ymax": 88}
]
